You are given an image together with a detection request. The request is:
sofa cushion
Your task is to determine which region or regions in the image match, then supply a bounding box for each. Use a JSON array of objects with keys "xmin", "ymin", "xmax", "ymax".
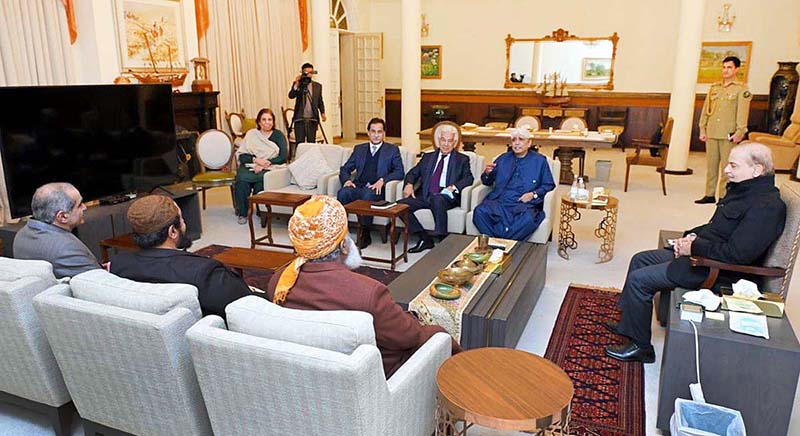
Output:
[
  {"xmin": 70, "ymin": 269, "xmax": 202, "ymax": 319},
  {"xmin": 0, "ymin": 257, "xmax": 55, "ymax": 283},
  {"xmin": 226, "ymin": 295, "xmax": 375, "ymax": 354},
  {"xmin": 288, "ymin": 145, "xmax": 334, "ymax": 189}
]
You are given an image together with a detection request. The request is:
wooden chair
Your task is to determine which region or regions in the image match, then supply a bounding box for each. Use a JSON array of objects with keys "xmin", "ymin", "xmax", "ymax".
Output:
[
  {"xmin": 625, "ymin": 117, "xmax": 673, "ymax": 196},
  {"xmin": 514, "ymin": 115, "xmax": 541, "ymax": 131},
  {"xmin": 553, "ymin": 117, "xmax": 588, "ymax": 179},
  {"xmin": 192, "ymin": 129, "xmax": 236, "ymax": 210},
  {"xmin": 225, "ymin": 109, "xmax": 246, "ymax": 141}
]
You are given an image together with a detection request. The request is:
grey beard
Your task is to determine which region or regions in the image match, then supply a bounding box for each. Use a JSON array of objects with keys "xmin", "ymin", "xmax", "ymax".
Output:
[{"xmin": 342, "ymin": 236, "xmax": 362, "ymax": 270}]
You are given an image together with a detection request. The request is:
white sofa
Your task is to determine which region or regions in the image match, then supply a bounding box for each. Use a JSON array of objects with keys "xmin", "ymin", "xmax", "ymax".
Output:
[
  {"xmin": 33, "ymin": 269, "xmax": 213, "ymax": 436},
  {"xmin": 0, "ymin": 258, "xmax": 72, "ymax": 436},
  {"xmin": 465, "ymin": 157, "xmax": 561, "ymax": 244},
  {"xmin": 187, "ymin": 296, "xmax": 451, "ymax": 436}
]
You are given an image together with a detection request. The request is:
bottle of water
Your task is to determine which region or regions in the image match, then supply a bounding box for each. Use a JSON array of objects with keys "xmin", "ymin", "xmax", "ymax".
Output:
[
  {"xmin": 569, "ymin": 179, "xmax": 578, "ymax": 199},
  {"xmin": 577, "ymin": 177, "xmax": 587, "ymax": 200}
]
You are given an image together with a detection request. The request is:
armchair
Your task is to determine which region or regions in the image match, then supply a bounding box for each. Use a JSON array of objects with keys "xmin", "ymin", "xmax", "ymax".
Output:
[
  {"xmin": 192, "ymin": 129, "xmax": 237, "ymax": 210},
  {"xmin": 465, "ymin": 157, "xmax": 561, "ymax": 243},
  {"xmin": 32, "ymin": 270, "xmax": 212, "ymax": 436},
  {"xmin": 261, "ymin": 143, "xmax": 351, "ymax": 215},
  {"xmin": 625, "ymin": 117, "xmax": 673, "ymax": 195},
  {"xmin": 690, "ymin": 182, "xmax": 800, "ymax": 298},
  {"xmin": 186, "ymin": 296, "xmax": 451, "ymax": 436},
  {"xmin": 0, "ymin": 258, "xmax": 72, "ymax": 436},
  {"xmin": 749, "ymin": 111, "xmax": 800, "ymax": 171}
]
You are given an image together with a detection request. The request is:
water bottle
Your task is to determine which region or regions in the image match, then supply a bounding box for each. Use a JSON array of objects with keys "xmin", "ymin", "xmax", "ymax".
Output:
[
  {"xmin": 577, "ymin": 177, "xmax": 587, "ymax": 200},
  {"xmin": 569, "ymin": 179, "xmax": 578, "ymax": 199}
]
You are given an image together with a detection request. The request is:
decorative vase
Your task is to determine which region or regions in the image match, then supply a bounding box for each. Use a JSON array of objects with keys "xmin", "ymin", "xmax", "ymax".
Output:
[{"xmin": 766, "ymin": 61, "xmax": 799, "ymax": 135}]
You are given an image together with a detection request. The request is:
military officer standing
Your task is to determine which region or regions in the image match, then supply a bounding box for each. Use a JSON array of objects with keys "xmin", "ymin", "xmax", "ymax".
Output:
[{"xmin": 696, "ymin": 56, "xmax": 752, "ymax": 204}]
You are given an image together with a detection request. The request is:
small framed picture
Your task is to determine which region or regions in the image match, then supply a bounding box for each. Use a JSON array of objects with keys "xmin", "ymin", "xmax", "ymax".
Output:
[
  {"xmin": 697, "ymin": 41, "xmax": 752, "ymax": 83},
  {"xmin": 421, "ymin": 45, "xmax": 442, "ymax": 79},
  {"xmin": 581, "ymin": 58, "xmax": 612, "ymax": 81}
]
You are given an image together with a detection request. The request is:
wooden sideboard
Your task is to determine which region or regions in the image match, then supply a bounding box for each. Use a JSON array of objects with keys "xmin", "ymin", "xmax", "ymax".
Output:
[{"xmin": 173, "ymin": 91, "xmax": 219, "ymax": 132}]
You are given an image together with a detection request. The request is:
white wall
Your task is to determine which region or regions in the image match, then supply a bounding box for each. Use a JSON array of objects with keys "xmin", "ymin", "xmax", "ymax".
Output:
[
  {"xmin": 71, "ymin": 0, "xmax": 199, "ymax": 92},
  {"xmin": 371, "ymin": 0, "xmax": 800, "ymax": 94}
]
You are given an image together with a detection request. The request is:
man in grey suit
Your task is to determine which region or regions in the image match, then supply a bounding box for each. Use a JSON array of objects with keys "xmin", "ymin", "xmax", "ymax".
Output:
[{"xmin": 14, "ymin": 182, "xmax": 101, "ymax": 278}]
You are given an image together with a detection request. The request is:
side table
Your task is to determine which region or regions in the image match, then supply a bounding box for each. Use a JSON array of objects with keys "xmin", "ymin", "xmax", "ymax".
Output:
[
  {"xmin": 436, "ymin": 348, "xmax": 573, "ymax": 435},
  {"xmin": 99, "ymin": 234, "xmax": 138, "ymax": 263},
  {"xmin": 211, "ymin": 247, "xmax": 295, "ymax": 276},
  {"xmin": 558, "ymin": 195, "xmax": 618, "ymax": 263},
  {"xmin": 342, "ymin": 200, "xmax": 409, "ymax": 271},
  {"xmin": 248, "ymin": 192, "xmax": 311, "ymax": 249}
]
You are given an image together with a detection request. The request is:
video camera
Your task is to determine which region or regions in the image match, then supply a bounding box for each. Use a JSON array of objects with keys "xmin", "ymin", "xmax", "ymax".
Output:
[{"xmin": 299, "ymin": 69, "xmax": 317, "ymax": 87}]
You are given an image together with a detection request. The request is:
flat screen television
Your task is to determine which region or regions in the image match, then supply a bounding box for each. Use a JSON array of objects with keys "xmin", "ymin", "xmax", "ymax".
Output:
[{"xmin": 0, "ymin": 84, "xmax": 178, "ymax": 218}]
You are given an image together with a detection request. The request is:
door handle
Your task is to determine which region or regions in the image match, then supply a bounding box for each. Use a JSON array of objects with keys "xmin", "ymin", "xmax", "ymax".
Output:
[{"xmin": 377, "ymin": 96, "xmax": 384, "ymax": 108}]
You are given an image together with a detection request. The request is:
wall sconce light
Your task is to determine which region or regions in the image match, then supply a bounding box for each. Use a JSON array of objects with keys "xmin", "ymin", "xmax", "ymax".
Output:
[
  {"xmin": 421, "ymin": 14, "xmax": 429, "ymax": 38},
  {"xmin": 717, "ymin": 3, "xmax": 735, "ymax": 32}
]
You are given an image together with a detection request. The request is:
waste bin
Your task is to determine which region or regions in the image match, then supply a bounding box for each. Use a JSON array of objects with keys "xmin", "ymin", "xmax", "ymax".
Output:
[
  {"xmin": 594, "ymin": 160, "xmax": 612, "ymax": 184},
  {"xmin": 670, "ymin": 399, "xmax": 746, "ymax": 436}
]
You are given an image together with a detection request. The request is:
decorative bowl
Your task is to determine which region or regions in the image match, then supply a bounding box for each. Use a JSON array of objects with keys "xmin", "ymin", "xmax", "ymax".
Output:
[
  {"xmin": 464, "ymin": 251, "xmax": 491, "ymax": 264},
  {"xmin": 429, "ymin": 283, "xmax": 462, "ymax": 300},
  {"xmin": 451, "ymin": 258, "xmax": 482, "ymax": 275},
  {"xmin": 437, "ymin": 265, "xmax": 474, "ymax": 286}
]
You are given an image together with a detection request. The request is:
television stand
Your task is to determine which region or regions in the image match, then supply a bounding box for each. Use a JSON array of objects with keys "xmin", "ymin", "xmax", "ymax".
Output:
[{"xmin": 0, "ymin": 182, "xmax": 202, "ymax": 260}]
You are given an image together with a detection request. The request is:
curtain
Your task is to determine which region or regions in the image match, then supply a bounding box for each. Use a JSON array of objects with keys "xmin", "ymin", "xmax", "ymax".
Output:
[
  {"xmin": 206, "ymin": 0, "xmax": 303, "ymax": 133},
  {"xmin": 0, "ymin": 0, "xmax": 76, "ymax": 225}
]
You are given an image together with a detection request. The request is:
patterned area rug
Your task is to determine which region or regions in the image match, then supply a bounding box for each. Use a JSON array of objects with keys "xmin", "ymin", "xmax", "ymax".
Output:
[
  {"xmin": 544, "ymin": 285, "xmax": 645, "ymax": 436},
  {"xmin": 192, "ymin": 244, "xmax": 402, "ymax": 289}
]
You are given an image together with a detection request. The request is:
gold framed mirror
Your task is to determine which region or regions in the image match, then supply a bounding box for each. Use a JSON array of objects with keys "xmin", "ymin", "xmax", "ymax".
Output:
[{"xmin": 504, "ymin": 29, "xmax": 619, "ymax": 90}]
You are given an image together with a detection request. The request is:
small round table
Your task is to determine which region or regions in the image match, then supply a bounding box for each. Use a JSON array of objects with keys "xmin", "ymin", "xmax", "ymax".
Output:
[
  {"xmin": 558, "ymin": 195, "xmax": 619, "ymax": 263},
  {"xmin": 435, "ymin": 348, "xmax": 573, "ymax": 435}
]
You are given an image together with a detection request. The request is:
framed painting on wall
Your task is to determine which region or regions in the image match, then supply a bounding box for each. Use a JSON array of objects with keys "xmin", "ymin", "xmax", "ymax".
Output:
[
  {"xmin": 697, "ymin": 41, "xmax": 752, "ymax": 83},
  {"xmin": 114, "ymin": 0, "xmax": 188, "ymax": 74},
  {"xmin": 581, "ymin": 58, "xmax": 612, "ymax": 81},
  {"xmin": 421, "ymin": 45, "xmax": 441, "ymax": 79}
]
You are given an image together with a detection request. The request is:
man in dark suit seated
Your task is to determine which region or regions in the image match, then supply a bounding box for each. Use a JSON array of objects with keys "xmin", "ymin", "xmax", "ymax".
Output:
[
  {"xmin": 605, "ymin": 142, "xmax": 786, "ymax": 363},
  {"xmin": 337, "ymin": 117, "xmax": 405, "ymax": 249},
  {"xmin": 399, "ymin": 123, "xmax": 474, "ymax": 253},
  {"xmin": 110, "ymin": 195, "xmax": 251, "ymax": 319},
  {"xmin": 14, "ymin": 182, "xmax": 101, "ymax": 278},
  {"xmin": 289, "ymin": 62, "xmax": 326, "ymax": 144}
]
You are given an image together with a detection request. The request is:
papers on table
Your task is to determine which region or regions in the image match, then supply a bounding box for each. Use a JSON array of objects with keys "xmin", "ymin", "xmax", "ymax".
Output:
[
  {"xmin": 722, "ymin": 296, "xmax": 762, "ymax": 314},
  {"xmin": 729, "ymin": 312, "xmax": 769, "ymax": 339}
]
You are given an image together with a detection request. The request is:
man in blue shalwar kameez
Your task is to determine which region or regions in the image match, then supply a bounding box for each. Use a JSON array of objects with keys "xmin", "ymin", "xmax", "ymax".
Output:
[{"xmin": 472, "ymin": 128, "xmax": 555, "ymax": 241}]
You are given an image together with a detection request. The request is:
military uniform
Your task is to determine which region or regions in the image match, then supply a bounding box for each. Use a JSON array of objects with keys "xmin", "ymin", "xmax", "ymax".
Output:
[{"xmin": 698, "ymin": 80, "xmax": 752, "ymax": 198}]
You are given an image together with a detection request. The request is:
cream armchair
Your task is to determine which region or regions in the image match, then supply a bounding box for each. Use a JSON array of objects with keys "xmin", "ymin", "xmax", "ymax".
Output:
[
  {"xmin": 394, "ymin": 151, "xmax": 484, "ymax": 234},
  {"xmin": 0, "ymin": 258, "xmax": 72, "ymax": 436},
  {"xmin": 187, "ymin": 296, "xmax": 451, "ymax": 436},
  {"xmin": 261, "ymin": 143, "xmax": 352, "ymax": 214},
  {"xmin": 465, "ymin": 157, "xmax": 561, "ymax": 244},
  {"xmin": 33, "ymin": 270, "xmax": 213, "ymax": 436},
  {"xmin": 749, "ymin": 112, "xmax": 800, "ymax": 171}
]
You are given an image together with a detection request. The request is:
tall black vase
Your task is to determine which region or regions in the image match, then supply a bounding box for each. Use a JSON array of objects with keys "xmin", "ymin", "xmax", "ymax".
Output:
[{"xmin": 766, "ymin": 61, "xmax": 799, "ymax": 135}]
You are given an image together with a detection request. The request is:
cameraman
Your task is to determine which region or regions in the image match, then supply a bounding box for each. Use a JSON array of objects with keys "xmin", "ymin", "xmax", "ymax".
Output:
[{"xmin": 288, "ymin": 62, "xmax": 326, "ymax": 144}]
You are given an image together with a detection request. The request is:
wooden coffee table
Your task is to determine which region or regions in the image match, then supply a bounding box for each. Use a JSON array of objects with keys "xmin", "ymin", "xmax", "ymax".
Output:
[
  {"xmin": 435, "ymin": 348, "xmax": 573, "ymax": 435},
  {"xmin": 248, "ymin": 192, "xmax": 312, "ymax": 249},
  {"xmin": 342, "ymin": 200, "xmax": 409, "ymax": 271},
  {"xmin": 212, "ymin": 247, "xmax": 295, "ymax": 276},
  {"xmin": 558, "ymin": 194, "xmax": 619, "ymax": 263},
  {"xmin": 99, "ymin": 233, "xmax": 138, "ymax": 263}
]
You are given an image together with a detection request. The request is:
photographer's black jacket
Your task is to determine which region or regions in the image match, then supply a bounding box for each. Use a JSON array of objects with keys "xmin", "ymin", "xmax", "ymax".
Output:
[{"xmin": 288, "ymin": 80, "xmax": 325, "ymax": 122}]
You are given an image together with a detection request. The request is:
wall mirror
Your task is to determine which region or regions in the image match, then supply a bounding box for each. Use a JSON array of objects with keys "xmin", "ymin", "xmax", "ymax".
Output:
[{"xmin": 505, "ymin": 29, "xmax": 619, "ymax": 90}]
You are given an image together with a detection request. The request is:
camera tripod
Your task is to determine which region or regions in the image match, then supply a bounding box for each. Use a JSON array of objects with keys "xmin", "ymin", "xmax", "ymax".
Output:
[{"xmin": 291, "ymin": 83, "xmax": 328, "ymax": 145}]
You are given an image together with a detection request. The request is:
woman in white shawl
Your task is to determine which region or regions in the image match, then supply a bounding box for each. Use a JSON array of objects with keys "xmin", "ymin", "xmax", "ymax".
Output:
[{"xmin": 234, "ymin": 108, "xmax": 288, "ymax": 224}]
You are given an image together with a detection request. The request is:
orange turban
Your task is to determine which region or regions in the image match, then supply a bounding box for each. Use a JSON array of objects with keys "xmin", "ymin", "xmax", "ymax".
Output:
[{"xmin": 274, "ymin": 195, "xmax": 348, "ymax": 304}]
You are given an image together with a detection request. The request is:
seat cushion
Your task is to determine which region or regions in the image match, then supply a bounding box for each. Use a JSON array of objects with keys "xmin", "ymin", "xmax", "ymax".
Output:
[
  {"xmin": 70, "ymin": 269, "xmax": 202, "ymax": 319},
  {"xmin": 226, "ymin": 295, "xmax": 376, "ymax": 354},
  {"xmin": 288, "ymin": 145, "xmax": 335, "ymax": 189},
  {"xmin": 193, "ymin": 171, "xmax": 235, "ymax": 183},
  {"xmin": 242, "ymin": 118, "xmax": 257, "ymax": 133},
  {"xmin": 0, "ymin": 257, "xmax": 55, "ymax": 282}
]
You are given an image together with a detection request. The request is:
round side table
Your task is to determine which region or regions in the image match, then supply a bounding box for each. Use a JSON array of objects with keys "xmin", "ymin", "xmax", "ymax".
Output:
[
  {"xmin": 435, "ymin": 348, "xmax": 573, "ymax": 435},
  {"xmin": 558, "ymin": 195, "xmax": 619, "ymax": 263}
]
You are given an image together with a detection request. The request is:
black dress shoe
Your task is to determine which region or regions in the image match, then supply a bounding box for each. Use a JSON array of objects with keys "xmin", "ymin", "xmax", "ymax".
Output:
[
  {"xmin": 408, "ymin": 238, "xmax": 434, "ymax": 253},
  {"xmin": 605, "ymin": 342, "xmax": 656, "ymax": 363},
  {"xmin": 694, "ymin": 196, "xmax": 716, "ymax": 204},
  {"xmin": 602, "ymin": 321, "xmax": 620, "ymax": 335},
  {"xmin": 358, "ymin": 233, "xmax": 372, "ymax": 250}
]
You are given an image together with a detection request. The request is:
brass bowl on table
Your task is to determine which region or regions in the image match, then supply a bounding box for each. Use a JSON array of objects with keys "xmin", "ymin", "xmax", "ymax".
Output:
[
  {"xmin": 451, "ymin": 259, "xmax": 482, "ymax": 275},
  {"xmin": 464, "ymin": 251, "xmax": 491, "ymax": 265},
  {"xmin": 437, "ymin": 266, "xmax": 474, "ymax": 286}
]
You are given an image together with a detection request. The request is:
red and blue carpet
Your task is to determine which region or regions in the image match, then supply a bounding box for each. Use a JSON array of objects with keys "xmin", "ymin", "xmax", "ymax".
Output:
[{"xmin": 545, "ymin": 285, "xmax": 645, "ymax": 436}]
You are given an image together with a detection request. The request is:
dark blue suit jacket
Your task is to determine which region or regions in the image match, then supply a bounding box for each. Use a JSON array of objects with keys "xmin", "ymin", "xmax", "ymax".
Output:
[
  {"xmin": 404, "ymin": 150, "xmax": 474, "ymax": 200},
  {"xmin": 339, "ymin": 142, "xmax": 405, "ymax": 186}
]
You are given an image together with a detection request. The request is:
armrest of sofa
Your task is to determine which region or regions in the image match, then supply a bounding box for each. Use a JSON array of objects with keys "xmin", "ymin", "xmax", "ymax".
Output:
[
  {"xmin": 318, "ymin": 171, "xmax": 338, "ymax": 195},
  {"xmin": 749, "ymin": 134, "xmax": 798, "ymax": 148},
  {"xmin": 326, "ymin": 173, "xmax": 342, "ymax": 197},
  {"xmin": 385, "ymin": 180, "xmax": 402, "ymax": 202},
  {"xmin": 263, "ymin": 168, "xmax": 292, "ymax": 190},
  {"xmin": 470, "ymin": 185, "xmax": 492, "ymax": 211}
]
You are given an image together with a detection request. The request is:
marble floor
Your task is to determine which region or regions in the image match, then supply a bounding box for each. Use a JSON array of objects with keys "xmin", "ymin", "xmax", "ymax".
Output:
[{"xmin": 2, "ymin": 141, "xmax": 798, "ymax": 436}]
